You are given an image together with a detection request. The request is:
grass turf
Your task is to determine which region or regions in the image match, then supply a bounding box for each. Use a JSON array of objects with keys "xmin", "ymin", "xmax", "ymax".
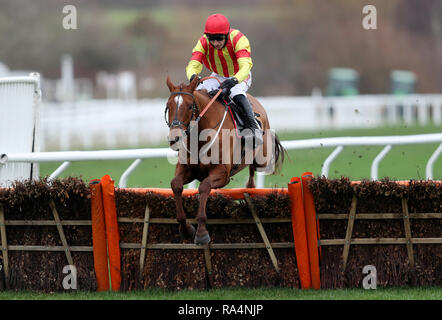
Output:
[{"xmin": 0, "ymin": 287, "xmax": 440, "ymax": 300}]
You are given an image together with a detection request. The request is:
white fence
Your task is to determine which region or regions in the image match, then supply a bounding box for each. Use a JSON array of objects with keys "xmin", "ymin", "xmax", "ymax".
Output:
[
  {"xmin": 41, "ymin": 94, "xmax": 442, "ymax": 151},
  {"xmin": 0, "ymin": 74, "xmax": 41, "ymax": 186},
  {"xmin": 2, "ymin": 133, "xmax": 441, "ymax": 188},
  {"xmin": 1, "ymin": 74, "xmax": 441, "ymax": 187}
]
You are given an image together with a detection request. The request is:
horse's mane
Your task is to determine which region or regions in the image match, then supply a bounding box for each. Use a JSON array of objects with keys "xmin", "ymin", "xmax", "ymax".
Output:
[
  {"xmin": 195, "ymin": 88, "xmax": 209, "ymax": 96},
  {"xmin": 193, "ymin": 89, "xmax": 213, "ymax": 103}
]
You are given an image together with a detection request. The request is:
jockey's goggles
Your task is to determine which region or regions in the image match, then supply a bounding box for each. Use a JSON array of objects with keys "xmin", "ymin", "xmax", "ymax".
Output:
[{"xmin": 206, "ymin": 34, "xmax": 227, "ymax": 42}]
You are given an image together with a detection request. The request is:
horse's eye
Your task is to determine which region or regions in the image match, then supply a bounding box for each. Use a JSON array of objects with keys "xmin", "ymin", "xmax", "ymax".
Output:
[{"xmin": 189, "ymin": 105, "xmax": 193, "ymax": 110}]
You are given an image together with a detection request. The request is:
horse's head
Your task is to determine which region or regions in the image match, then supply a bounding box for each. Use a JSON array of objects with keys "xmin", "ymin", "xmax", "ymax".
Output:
[{"xmin": 165, "ymin": 75, "xmax": 199, "ymax": 148}]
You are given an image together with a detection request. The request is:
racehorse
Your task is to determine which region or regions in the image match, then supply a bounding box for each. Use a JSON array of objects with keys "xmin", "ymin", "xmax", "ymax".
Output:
[{"xmin": 165, "ymin": 75, "xmax": 285, "ymax": 245}]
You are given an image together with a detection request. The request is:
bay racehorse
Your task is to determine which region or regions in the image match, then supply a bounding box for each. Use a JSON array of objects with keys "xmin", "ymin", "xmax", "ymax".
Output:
[{"xmin": 165, "ymin": 75, "xmax": 285, "ymax": 244}]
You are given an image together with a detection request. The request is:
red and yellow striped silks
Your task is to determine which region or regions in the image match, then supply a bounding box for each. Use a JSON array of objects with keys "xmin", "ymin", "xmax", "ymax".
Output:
[{"xmin": 186, "ymin": 29, "xmax": 253, "ymax": 83}]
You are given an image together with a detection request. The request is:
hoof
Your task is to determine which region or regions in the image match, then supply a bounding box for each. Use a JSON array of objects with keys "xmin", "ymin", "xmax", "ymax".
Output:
[
  {"xmin": 179, "ymin": 224, "xmax": 196, "ymax": 240},
  {"xmin": 246, "ymin": 182, "xmax": 256, "ymax": 188},
  {"xmin": 194, "ymin": 232, "xmax": 211, "ymax": 245}
]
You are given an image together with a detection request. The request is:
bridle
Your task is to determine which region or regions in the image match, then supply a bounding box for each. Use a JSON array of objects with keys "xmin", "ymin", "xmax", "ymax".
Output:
[
  {"xmin": 165, "ymin": 76, "xmax": 224, "ymax": 138},
  {"xmin": 164, "ymin": 91, "xmax": 198, "ymax": 136}
]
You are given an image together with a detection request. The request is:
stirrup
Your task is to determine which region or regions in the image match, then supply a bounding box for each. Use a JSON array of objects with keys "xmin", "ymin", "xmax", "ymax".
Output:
[{"xmin": 253, "ymin": 130, "xmax": 264, "ymax": 146}]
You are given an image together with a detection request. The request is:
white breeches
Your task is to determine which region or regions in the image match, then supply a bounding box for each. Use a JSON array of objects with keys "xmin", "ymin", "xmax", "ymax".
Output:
[{"xmin": 196, "ymin": 72, "xmax": 252, "ymax": 98}]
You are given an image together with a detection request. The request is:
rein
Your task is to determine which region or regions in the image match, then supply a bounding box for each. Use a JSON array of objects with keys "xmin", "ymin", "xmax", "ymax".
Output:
[{"xmin": 195, "ymin": 76, "xmax": 223, "ymax": 122}]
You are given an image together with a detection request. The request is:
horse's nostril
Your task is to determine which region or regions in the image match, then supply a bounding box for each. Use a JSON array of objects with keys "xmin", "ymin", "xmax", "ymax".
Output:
[{"xmin": 168, "ymin": 135, "xmax": 181, "ymax": 145}]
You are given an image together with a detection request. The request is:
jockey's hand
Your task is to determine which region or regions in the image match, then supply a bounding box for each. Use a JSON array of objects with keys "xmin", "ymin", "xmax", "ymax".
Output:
[
  {"xmin": 208, "ymin": 89, "xmax": 219, "ymax": 97},
  {"xmin": 221, "ymin": 88, "xmax": 230, "ymax": 100},
  {"xmin": 220, "ymin": 77, "xmax": 239, "ymax": 90}
]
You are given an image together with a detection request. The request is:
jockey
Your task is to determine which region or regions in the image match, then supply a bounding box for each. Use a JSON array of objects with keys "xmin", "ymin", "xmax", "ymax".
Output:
[{"xmin": 186, "ymin": 13, "xmax": 263, "ymax": 146}]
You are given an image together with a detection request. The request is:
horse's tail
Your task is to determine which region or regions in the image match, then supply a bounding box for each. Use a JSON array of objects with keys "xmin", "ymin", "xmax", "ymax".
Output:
[{"xmin": 273, "ymin": 133, "xmax": 287, "ymax": 175}]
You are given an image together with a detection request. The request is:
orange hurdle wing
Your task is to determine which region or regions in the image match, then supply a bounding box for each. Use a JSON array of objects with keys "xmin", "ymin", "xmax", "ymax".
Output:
[
  {"xmin": 89, "ymin": 179, "xmax": 110, "ymax": 291},
  {"xmin": 101, "ymin": 175, "xmax": 121, "ymax": 291},
  {"xmin": 288, "ymin": 177, "xmax": 312, "ymax": 289}
]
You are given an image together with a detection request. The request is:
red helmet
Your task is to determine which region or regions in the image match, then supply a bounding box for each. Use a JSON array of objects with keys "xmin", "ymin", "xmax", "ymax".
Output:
[{"xmin": 204, "ymin": 14, "xmax": 230, "ymax": 34}]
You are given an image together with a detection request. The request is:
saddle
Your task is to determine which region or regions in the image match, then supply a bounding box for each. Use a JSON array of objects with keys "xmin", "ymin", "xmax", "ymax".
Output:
[{"xmin": 207, "ymin": 90, "xmax": 262, "ymax": 133}]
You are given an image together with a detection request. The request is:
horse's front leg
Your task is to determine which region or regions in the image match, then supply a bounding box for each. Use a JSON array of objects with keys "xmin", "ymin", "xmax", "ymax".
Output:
[
  {"xmin": 171, "ymin": 164, "xmax": 195, "ymax": 239},
  {"xmin": 194, "ymin": 166, "xmax": 229, "ymax": 245}
]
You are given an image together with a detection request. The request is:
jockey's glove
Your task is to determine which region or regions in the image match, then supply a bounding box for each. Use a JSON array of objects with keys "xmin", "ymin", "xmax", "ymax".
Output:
[
  {"xmin": 220, "ymin": 77, "xmax": 239, "ymax": 90},
  {"xmin": 190, "ymin": 74, "xmax": 198, "ymax": 82}
]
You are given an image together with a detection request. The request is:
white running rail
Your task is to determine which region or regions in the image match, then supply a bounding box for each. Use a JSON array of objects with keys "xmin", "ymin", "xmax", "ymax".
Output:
[
  {"xmin": 1, "ymin": 133, "xmax": 441, "ymax": 188},
  {"xmin": 41, "ymin": 94, "xmax": 442, "ymax": 150}
]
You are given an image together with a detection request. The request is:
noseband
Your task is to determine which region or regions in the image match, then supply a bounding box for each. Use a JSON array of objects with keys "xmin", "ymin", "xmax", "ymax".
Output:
[{"xmin": 165, "ymin": 91, "xmax": 198, "ymax": 136}]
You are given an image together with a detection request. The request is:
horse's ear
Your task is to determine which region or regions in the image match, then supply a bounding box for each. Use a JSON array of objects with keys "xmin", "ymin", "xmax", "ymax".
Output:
[
  {"xmin": 189, "ymin": 74, "xmax": 199, "ymax": 92},
  {"xmin": 166, "ymin": 75, "xmax": 175, "ymax": 92}
]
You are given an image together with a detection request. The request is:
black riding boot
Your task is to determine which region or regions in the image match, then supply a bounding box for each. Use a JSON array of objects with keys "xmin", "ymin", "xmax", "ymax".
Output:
[{"xmin": 233, "ymin": 94, "xmax": 263, "ymax": 147}]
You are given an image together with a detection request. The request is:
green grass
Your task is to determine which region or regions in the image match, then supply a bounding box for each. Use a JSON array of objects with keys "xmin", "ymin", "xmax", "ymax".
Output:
[
  {"xmin": 39, "ymin": 125, "xmax": 442, "ymax": 188},
  {"xmin": 0, "ymin": 287, "xmax": 440, "ymax": 300}
]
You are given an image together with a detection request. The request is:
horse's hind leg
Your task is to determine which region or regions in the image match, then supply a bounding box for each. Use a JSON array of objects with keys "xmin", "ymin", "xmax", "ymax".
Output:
[
  {"xmin": 195, "ymin": 166, "xmax": 229, "ymax": 245},
  {"xmin": 171, "ymin": 164, "xmax": 195, "ymax": 240},
  {"xmin": 246, "ymin": 165, "xmax": 256, "ymax": 188}
]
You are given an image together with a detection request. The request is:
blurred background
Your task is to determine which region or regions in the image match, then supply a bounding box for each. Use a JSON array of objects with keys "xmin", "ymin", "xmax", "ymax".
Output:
[
  {"xmin": 0, "ymin": 0, "xmax": 441, "ymax": 184},
  {"xmin": 1, "ymin": 0, "xmax": 442, "ymax": 98}
]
